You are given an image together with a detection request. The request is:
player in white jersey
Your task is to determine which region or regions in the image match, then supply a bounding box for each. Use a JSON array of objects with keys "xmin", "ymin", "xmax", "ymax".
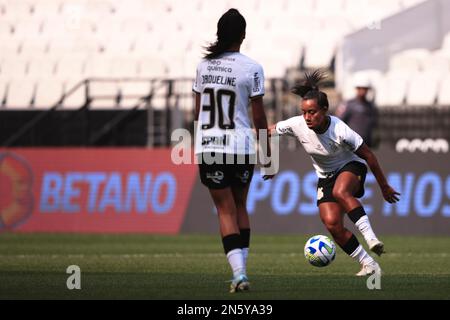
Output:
[
  {"xmin": 193, "ymin": 9, "xmax": 270, "ymax": 292},
  {"xmin": 268, "ymin": 70, "xmax": 400, "ymax": 276}
]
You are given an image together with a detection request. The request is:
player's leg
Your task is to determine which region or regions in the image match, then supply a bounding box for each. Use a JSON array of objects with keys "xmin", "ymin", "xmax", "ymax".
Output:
[
  {"xmin": 319, "ymin": 202, "xmax": 380, "ymax": 276},
  {"xmin": 230, "ymin": 160, "xmax": 254, "ymax": 270},
  {"xmin": 333, "ymin": 164, "xmax": 385, "ymax": 256},
  {"xmin": 208, "ymin": 187, "xmax": 248, "ymax": 292},
  {"xmin": 198, "ymin": 153, "xmax": 247, "ymax": 292},
  {"xmin": 231, "ymin": 182, "xmax": 251, "ymax": 270}
]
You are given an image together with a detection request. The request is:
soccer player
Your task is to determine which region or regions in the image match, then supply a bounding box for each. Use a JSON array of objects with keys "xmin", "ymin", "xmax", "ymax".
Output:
[
  {"xmin": 193, "ymin": 9, "xmax": 270, "ymax": 292},
  {"xmin": 268, "ymin": 70, "xmax": 400, "ymax": 276}
]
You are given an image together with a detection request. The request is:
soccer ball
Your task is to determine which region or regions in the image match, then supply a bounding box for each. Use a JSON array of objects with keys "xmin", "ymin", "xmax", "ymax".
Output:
[{"xmin": 304, "ymin": 235, "xmax": 336, "ymax": 267}]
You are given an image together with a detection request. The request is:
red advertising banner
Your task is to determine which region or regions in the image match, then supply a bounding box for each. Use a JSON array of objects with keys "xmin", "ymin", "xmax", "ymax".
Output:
[{"xmin": 0, "ymin": 149, "xmax": 197, "ymax": 233}]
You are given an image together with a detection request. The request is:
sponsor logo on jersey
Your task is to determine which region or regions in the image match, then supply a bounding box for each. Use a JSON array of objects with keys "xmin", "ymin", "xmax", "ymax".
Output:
[
  {"xmin": 328, "ymin": 142, "xmax": 338, "ymax": 153},
  {"xmin": 253, "ymin": 72, "xmax": 260, "ymax": 93},
  {"xmin": 207, "ymin": 65, "xmax": 233, "ymax": 73},
  {"xmin": 206, "ymin": 171, "xmax": 224, "ymax": 184},
  {"xmin": 201, "ymin": 135, "xmax": 229, "ymax": 147}
]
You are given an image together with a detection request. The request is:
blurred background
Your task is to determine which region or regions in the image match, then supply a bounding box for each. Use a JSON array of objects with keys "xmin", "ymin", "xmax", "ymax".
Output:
[
  {"xmin": 0, "ymin": 0, "xmax": 449, "ymax": 235},
  {"xmin": 0, "ymin": 0, "xmax": 449, "ymax": 148}
]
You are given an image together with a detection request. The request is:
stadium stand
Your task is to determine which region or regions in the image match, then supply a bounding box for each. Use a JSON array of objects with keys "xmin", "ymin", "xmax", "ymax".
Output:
[{"xmin": 1, "ymin": 0, "xmax": 449, "ymax": 147}]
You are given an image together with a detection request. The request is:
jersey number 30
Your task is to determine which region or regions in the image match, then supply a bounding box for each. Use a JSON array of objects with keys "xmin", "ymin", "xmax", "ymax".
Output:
[{"xmin": 201, "ymin": 88, "xmax": 236, "ymax": 130}]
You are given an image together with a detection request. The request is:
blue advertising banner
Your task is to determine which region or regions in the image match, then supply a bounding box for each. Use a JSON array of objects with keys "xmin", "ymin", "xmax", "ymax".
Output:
[{"xmin": 182, "ymin": 146, "xmax": 450, "ymax": 235}]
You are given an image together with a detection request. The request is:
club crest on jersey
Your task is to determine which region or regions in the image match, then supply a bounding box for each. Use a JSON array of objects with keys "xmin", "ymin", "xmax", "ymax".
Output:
[
  {"xmin": 328, "ymin": 142, "xmax": 338, "ymax": 153},
  {"xmin": 206, "ymin": 171, "xmax": 224, "ymax": 184}
]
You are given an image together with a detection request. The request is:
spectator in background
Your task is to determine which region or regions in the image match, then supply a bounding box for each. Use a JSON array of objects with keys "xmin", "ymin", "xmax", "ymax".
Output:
[{"xmin": 335, "ymin": 76, "xmax": 379, "ymax": 148}]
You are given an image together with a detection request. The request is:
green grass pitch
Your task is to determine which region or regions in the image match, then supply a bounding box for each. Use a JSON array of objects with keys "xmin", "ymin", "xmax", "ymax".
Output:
[{"xmin": 0, "ymin": 234, "xmax": 449, "ymax": 300}]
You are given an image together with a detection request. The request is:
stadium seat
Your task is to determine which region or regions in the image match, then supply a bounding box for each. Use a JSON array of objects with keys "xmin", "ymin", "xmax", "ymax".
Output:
[
  {"xmin": 138, "ymin": 57, "xmax": 168, "ymax": 79},
  {"xmin": 405, "ymin": 72, "xmax": 440, "ymax": 107},
  {"xmin": 341, "ymin": 70, "xmax": 383, "ymax": 101},
  {"xmin": 133, "ymin": 34, "xmax": 163, "ymax": 56},
  {"xmin": 120, "ymin": 18, "xmax": 151, "ymax": 34},
  {"xmin": 28, "ymin": 58, "xmax": 57, "ymax": 80},
  {"xmin": 285, "ymin": 0, "xmax": 315, "ymax": 15},
  {"xmin": 388, "ymin": 48, "xmax": 431, "ymax": 72},
  {"xmin": 3, "ymin": 0, "xmax": 34, "ymax": 21},
  {"xmin": 33, "ymin": 0, "xmax": 62, "ymax": 18},
  {"xmin": 440, "ymin": 31, "xmax": 450, "ymax": 52},
  {"xmin": 61, "ymin": 78, "xmax": 87, "ymax": 109},
  {"xmin": 84, "ymin": 56, "xmax": 113, "ymax": 78},
  {"xmin": 34, "ymin": 78, "xmax": 64, "ymax": 109},
  {"xmin": 17, "ymin": 37, "xmax": 50, "ymax": 57},
  {"xmin": 55, "ymin": 55, "xmax": 87, "ymax": 79},
  {"xmin": 88, "ymin": 80, "xmax": 120, "ymax": 109},
  {"xmin": 0, "ymin": 58, "xmax": 29, "ymax": 78},
  {"xmin": 422, "ymin": 51, "xmax": 450, "ymax": 75},
  {"xmin": 0, "ymin": 19, "xmax": 14, "ymax": 37},
  {"xmin": 303, "ymin": 33, "xmax": 338, "ymax": 69},
  {"xmin": 5, "ymin": 77, "xmax": 36, "ymax": 109},
  {"xmin": 110, "ymin": 57, "xmax": 139, "ymax": 78},
  {"xmin": 314, "ymin": 0, "xmax": 346, "ymax": 17},
  {"xmin": 0, "ymin": 79, "xmax": 7, "ymax": 106},
  {"xmin": 374, "ymin": 71, "xmax": 409, "ymax": 107},
  {"xmin": 437, "ymin": 74, "xmax": 450, "ymax": 107},
  {"xmin": 118, "ymin": 80, "xmax": 152, "ymax": 108},
  {"xmin": 103, "ymin": 37, "xmax": 134, "ymax": 56},
  {"xmin": 0, "ymin": 40, "xmax": 19, "ymax": 58}
]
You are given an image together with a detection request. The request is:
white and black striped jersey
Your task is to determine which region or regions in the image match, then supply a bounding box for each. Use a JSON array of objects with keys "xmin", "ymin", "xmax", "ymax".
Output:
[
  {"xmin": 276, "ymin": 115, "xmax": 365, "ymax": 178},
  {"xmin": 193, "ymin": 52, "xmax": 265, "ymax": 155}
]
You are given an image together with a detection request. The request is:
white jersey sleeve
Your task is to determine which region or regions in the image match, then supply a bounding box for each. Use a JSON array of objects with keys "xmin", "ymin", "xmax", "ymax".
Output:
[
  {"xmin": 192, "ymin": 62, "xmax": 202, "ymax": 93},
  {"xmin": 336, "ymin": 120, "xmax": 364, "ymax": 152},
  {"xmin": 275, "ymin": 117, "xmax": 299, "ymax": 137},
  {"xmin": 248, "ymin": 63, "xmax": 265, "ymax": 98}
]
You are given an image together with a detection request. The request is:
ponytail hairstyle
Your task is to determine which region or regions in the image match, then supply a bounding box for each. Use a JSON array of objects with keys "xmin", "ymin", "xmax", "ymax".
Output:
[
  {"xmin": 204, "ymin": 9, "xmax": 246, "ymax": 60},
  {"xmin": 291, "ymin": 69, "xmax": 329, "ymax": 109}
]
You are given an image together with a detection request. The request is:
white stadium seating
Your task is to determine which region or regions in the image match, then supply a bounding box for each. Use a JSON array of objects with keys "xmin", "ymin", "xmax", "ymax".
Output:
[{"xmin": 1, "ymin": 0, "xmax": 446, "ymax": 109}]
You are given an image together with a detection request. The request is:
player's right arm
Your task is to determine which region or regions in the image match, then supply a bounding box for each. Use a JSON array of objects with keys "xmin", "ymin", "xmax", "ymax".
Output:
[
  {"xmin": 271, "ymin": 118, "xmax": 297, "ymax": 137},
  {"xmin": 355, "ymin": 143, "xmax": 400, "ymax": 204}
]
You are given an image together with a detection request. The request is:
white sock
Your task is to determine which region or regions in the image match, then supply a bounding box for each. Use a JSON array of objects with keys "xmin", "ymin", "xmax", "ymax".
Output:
[
  {"xmin": 226, "ymin": 249, "xmax": 245, "ymax": 278},
  {"xmin": 350, "ymin": 244, "xmax": 375, "ymax": 266},
  {"xmin": 242, "ymin": 247, "xmax": 249, "ymax": 268},
  {"xmin": 355, "ymin": 215, "xmax": 378, "ymax": 243}
]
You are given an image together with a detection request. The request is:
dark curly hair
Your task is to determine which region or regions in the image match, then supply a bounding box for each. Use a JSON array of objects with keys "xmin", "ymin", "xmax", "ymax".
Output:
[{"xmin": 291, "ymin": 69, "xmax": 329, "ymax": 109}]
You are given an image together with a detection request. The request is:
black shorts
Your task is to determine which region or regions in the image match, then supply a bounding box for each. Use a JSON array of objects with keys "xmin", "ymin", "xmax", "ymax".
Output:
[
  {"xmin": 316, "ymin": 161, "xmax": 368, "ymax": 206},
  {"xmin": 197, "ymin": 153, "xmax": 255, "ymax": 189}
]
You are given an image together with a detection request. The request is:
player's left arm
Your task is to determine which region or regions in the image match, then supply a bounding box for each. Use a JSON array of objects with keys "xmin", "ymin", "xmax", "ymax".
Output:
[{"xmin": 355, "ymin": 143, "xmax": 400, "ymax": 203}]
